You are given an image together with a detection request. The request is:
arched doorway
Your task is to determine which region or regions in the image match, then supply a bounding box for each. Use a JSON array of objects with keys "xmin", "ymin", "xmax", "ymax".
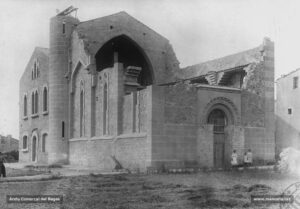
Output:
[
  {"xmin": 208, "ymin": 109, "xmax": 227, "ymax": 168},
  {"xmin": 32, "ymin": 136, "xmax": 37, "ymax": 162}
]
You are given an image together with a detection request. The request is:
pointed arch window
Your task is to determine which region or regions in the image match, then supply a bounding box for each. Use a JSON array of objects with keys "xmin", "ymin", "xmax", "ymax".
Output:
[
  {"xmin": 43, "ymin": 87, "xmax": 48, "ymax": 112},
  {"xmin": 32, "ymin": 60, "xmax": 39, "ymax": 80},
  {"xmin": 23, "ymin": 95, "xmax": 27, "ymax": 117},
  {"xmin": 31, "ymin": 92, "xmax": 35, "ymax": 114},
  {"xmin": 35, "ymin": 90, "xmax": 38, "ymax": 114},
  {"xmin": 103, "ymin": 82, "xmax": 108, "ymax": 135},
  {"xmin": 79, "ymin": 82, "xmax": 85, "ymax": 137},
  {"xmin": 34, "ymin": 62, "xmax": 37, "ymax": 78}
]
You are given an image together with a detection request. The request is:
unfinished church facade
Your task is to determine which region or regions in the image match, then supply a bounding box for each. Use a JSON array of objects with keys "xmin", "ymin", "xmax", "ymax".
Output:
[{"xmin": 19, "ymin": 8, "xmax": 275, "ymax": 171}]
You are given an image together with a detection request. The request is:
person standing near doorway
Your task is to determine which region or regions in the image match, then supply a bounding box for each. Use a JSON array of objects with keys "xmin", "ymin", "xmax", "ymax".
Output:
[
  {"xmin": 231, "ymin": 150, "xmax": 238, "ymax": 170},
  {"xmin": 247, "ymin": 149, "xmax": 253, "ymax": 167}
]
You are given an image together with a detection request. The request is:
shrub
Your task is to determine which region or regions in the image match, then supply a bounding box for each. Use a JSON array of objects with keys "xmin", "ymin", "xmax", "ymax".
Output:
[{"xmin": 3, "ymin": 150, "xmax": 19, "ymax": 162}]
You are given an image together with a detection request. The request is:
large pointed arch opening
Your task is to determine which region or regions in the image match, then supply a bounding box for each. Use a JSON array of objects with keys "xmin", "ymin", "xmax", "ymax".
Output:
[{"xmin": 95, "ymin": 35, "xmax": 154, "ymax": 86}]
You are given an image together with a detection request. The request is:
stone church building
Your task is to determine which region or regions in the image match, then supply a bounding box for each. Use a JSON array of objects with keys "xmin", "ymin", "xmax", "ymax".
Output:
[{"xmin": 19, "ymin": 7, "xmax": 275, "ymax": 171}]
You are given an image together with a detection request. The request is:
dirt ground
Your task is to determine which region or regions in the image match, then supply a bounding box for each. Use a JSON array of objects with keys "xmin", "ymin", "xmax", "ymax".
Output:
[{"xmin": 1, "ymin": 170, "xmax": 299, "ymax": 209}]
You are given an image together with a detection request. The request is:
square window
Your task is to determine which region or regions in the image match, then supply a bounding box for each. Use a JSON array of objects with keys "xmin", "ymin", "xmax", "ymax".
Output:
[{"xmin": 293, "ymin": 76, "xmax": 298, "ymax": 89}]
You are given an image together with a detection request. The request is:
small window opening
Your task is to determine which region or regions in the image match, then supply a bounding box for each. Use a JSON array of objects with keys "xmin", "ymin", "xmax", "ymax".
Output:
[
  {"xmin": 24, "ymin": 95, "xmax": 27, "ymax": 117},
  {"xmin": 288, "ymin": 108, "xmax": 292, "ymax": 115},
  {"xmin": 35, "ymin": 91, "xmax": 38, "ymax": 114},
  {"xmin": 62, "ymin": 121, "xmax": 65, "ymax": 138},
  {"xmin": 293, "ymin": 76, "xmax": 298, "ymax": 89},
  {"xmin": 43, "ymin": 87, "xmax": 48, "ymax": 112},
  {"xmin": 31, "ymin": 92, "xmax": 35, "ymax": 114},
  {"xmin": 62, "ymin": 23, "xmax": 66, "ymax": 34}
]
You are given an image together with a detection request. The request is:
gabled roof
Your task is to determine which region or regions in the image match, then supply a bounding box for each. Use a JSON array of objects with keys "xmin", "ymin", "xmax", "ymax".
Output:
[
  {"xmin": 35, "ymin": 47, "xmax": 49, "ymax": 56},
  {"xmin": 179, "ymin": 46, "xmax": 262, "ymax": 80},
  {"xmin": 20, "ymin": 47, "xmax": 49, "ymax": 82},
  {"xmin": 77, "ymin": 11, "xmax": 168, "ymax": 41},
  {"xmin": 74, "ymin": 11, "xmax": 169, "ymax": 56}
]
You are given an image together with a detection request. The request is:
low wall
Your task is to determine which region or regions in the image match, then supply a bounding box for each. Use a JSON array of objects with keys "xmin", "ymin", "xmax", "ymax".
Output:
[{"xmin": 68, "ymin": 134, "xmax": 149, "ymax": 171}]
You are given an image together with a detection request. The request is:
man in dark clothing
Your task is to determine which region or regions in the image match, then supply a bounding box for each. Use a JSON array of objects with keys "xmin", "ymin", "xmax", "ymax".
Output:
[{"xmin": 0, "ymin": 157, "xmax": 6, "ymax": 177}]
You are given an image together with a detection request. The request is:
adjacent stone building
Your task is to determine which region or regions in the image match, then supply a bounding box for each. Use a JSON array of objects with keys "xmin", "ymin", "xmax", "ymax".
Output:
[
  {"xmin": 0, "ymin": 135, "xmax": 18, "ymax": 153},
  {"xmin": 19, "ymin": 7, "xmax": 275, "ymax": 171},
  {"xmin": 276, "ymin": 69, "xmax": 300, "ymax": 156}
]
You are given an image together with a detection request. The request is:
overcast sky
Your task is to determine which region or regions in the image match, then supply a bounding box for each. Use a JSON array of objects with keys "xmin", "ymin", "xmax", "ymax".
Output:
[{"xmin": 0, "ymin": 0, "xmax": 299, "ymax": 138}]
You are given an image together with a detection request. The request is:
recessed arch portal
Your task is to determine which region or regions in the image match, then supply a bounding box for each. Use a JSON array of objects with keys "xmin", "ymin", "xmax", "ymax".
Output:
[
  {"xmin": 207, "ymin": 108, "xmax": 228, "ymax": 133},
  {"xmin": 95, "ymin": 35, "xmax": 154, "ymax": 86},
  {"xmin": 202, "ymin": 97, "xmax": 240, "ymax": 126}
]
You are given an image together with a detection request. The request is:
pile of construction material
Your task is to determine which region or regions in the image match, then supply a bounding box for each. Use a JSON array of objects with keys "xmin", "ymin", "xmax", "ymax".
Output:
[{"xmin": 278, "ymin": 147, "xmax": 300, "ymax": 175}]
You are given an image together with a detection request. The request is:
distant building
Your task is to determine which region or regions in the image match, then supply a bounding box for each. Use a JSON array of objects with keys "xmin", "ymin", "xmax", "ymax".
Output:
[
  {"xmin": 0, "ymin": 135, "xmax": 18, "ymax": 153},
  {"xmin": 19, "ymin": 7, "xmax": 275, "ymax": 171},
  {"xmin": 276, "ymin": 69, "xmax": 300, "ymax": 156}
]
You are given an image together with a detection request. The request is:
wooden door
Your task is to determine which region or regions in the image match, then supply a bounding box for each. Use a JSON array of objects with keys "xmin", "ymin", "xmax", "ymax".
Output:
[{"xmin": 208, "ymin": 109, "xmax": 227, "ymax": 168}]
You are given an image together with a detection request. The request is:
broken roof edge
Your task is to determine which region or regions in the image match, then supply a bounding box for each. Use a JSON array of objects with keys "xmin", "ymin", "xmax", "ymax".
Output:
[
  {"xmin": 195, "ymin": 84, "xmax": 241, "ymax": 92},
  {"xmin": 158, "ymin": 80, "xmax": 242, "ymax": 93},
  {"xmin": 174, "ymin": 64, "xmax": 250, "ymax": 83},
  {"xmin": 19, "ymin": 47, "xmax": 49, "ymax": 82},
  {"xmin": 35, "ymin": 47, "xmax": 49, "ymax": 56},
  {"xmin": 160, "ymin": 66, "xmax": 248, "ymax": 87},
  {"xmin": 182, "ymin": 45, "xmax": 261, "ymax": 71}
]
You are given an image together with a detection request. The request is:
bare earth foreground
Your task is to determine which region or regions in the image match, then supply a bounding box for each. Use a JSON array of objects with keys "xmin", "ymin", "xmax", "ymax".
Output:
[{"xmin": 0, "ymin": 169, "xmax": 299, "ymax": 209}]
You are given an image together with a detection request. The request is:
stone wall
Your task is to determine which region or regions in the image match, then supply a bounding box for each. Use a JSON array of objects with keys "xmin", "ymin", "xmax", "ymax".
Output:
[
  {"xmin": 164, "ymin": 82, "xmax": 197, "ymax": 124},
  {"xmin": 69, "ymin": 134, "xmax": 148, "ymax": 171},
  {"xmin": 19, "ymin": 48, "xmax": 49, "ymax": 164},
  {"xmin": 196, "ymin": 125, "xmax": 214, "ymax": 167},
  {"xmin": 244, "ymin": 127, "xmax": 274, "ymax": 162},
  {"xmin": 241, "ymin": 63, "xmax": 265, "ymax": 127},
  {"xmin": 241, "ymin": 38, "xmax": 275, "ymax": 162},
  {"xmin": 151, "ymin": 82, "xmax": 198, "ymax": 168},
  {"xmin": 69, "ymin": 61, "xmax": 151, "ymax": 170},
  {"xmin": 72, "ymin": 64, "xmax": 90, "ymax": 138},
  {"xmin": 276, "ymin": 69, "xmax": 300, "ymax": 155}
]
